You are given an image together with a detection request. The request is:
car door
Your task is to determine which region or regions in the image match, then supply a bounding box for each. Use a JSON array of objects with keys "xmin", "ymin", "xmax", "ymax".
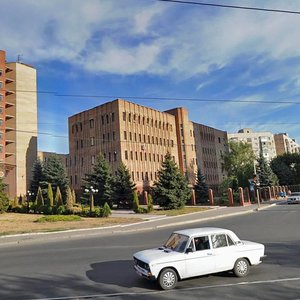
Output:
[
  {"xmin": 211, "ymin": 233, "xmax": 236, "ymax": 272},
  {"xmin": 185, "ymin": 235, "xmax": 215, "ymax": 278}
]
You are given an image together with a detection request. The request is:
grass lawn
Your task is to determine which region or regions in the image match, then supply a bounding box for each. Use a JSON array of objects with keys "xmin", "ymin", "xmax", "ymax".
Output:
[
  {"xmin": 148, "ymin": 206, "xmax": 210, "ymax": 216},
  {"xmin": 0, "ymin": 213, "xmax": 142, "ymax": 236}
]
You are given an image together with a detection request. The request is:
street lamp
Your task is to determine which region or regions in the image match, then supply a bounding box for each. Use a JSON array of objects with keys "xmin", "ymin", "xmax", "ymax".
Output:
[
  {"xmin": 85, "ymin": 186, "xmax": 98, "ymax": 215},
  {"xmin": 27, "ymin": 190, "xmax": 34, "ymax": 213}
]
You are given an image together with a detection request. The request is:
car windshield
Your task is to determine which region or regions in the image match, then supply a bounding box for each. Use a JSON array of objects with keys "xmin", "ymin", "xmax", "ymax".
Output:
[
  {"xmin": 163, "ymin": 233, "xmax": 189, "ymax": 252},
  {"xmin": 291, "ymin": 192, "xmax": 300, "ymax": 196}
]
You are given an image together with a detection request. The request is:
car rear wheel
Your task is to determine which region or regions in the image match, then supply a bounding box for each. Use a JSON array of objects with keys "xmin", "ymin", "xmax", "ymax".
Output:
[
  {"xmin": 158, "ymin": 268, "xmax": 178, "ymax": 290},
  {"xmin": 233, "ymin": 258, "xmax": 249, "ymax": 277}
]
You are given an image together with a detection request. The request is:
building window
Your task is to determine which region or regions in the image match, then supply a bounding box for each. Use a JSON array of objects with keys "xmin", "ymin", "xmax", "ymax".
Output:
[
  {"xmin": 101, "ymin": 116, "xmax": 104, "ymax": 125},
  {"xmin": 135, "ymin": 151, "xmax": 138, "ymax": 160},
  {"xmin": 91, "ymin": 155, "xmax": 95, "ymax": 165},
  {"xmin": 80, "ymin": 122, "xmax": 82, "ymax": 131},
  {"xmin": 130, "ymin": 132, "xmax": 132, "ymax": 141},
  {"xmin": 124, "ymin": 131, "xmax": 127, "ymax": 140},
  {"xmin": 125, "ymin": 150, "xmax": 128, "ymax": 160},
  {"xmin": 75, "ymin": 175, "xmax": 77, "ymax": 185},
  {"xmin": 106, "ymin": 114, "xmax": 109, "ymax": 124},
  {"xmin": 130, "ymin": 151, "xmax": 133, "ymax": 160},
  {"xmin": 132, "ymin": 172, "xmax": 134, "ymax": 181},
  {"xmin": 123, "ymin": 112, "xmax": 126, "ymax": 121},
  {"xmin": 0, "ymin": 82, "xmax": 2, "ymax": 89},
  {"xmin": 0, "ymin": 107, "xmax": 3, "ymax": 114},
  {"xmin": 89, "ymin": 119, "xmax": 94, "ymax": 128},
  {"xmin": 112, "ymin": 112, "xmax": 115, "ymax": 122},
  {"xmin": 128, "ymin": 113, "xmax": 131, "ymax": 122},
  {"xmin": 90, "ymin": 137, "xmax": 95, "ymax": 146},
  {"xmin": 0, "ymin": 70, "xmax": 2, "ymax": 76},
  {"xmin": 145, "ymin": 152, "xmax": 147, "ymax": 161},
  {"xmin": 107, "ymin": 133, "xmax": 110, "ymax": 141},
  {"xmin": 81, "ymin": 157, "xmax": 84, "ymax": 166},
  {"xmin": 140, "ymin": 152, "xmax": 143, "ymax": 161},
  {"xmin": 137, "ymin": 172, "xmax": 139, "ymax": 180},
  {"xmin": 114, "ymin": 151, "xmax": 117, "ymax": 161},
  {"xmin": 109, "ymin": 152, "xmax": 111, "ymax": 162}
]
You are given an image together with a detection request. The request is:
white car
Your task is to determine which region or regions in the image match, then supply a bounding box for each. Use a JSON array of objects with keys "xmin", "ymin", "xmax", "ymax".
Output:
[
  {"xmin": 133, "ymin": 227, "xmax": 265, "ymax": 290},
  {"xmin": 287, "ymin": 192, "xmax": 300, "ymax": 204}
]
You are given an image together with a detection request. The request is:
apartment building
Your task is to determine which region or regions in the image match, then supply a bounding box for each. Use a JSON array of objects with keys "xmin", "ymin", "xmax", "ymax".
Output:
[
  {"xmin": 0, "ymin": 50, "xmax": 37, "ymax": 198},
  {"xmin": 68, "ymin": 99, "xmax": 228, "ymax": 194},
  {"xmin": 228, "ymin": 128, "xmax": 277, "ymax": 162},
  {"xmin": 274, "ymin": 133, "xmax": 300, "ymax": 155},
  {"xmin": 38, "ymin": 151, "xmax": 69, "ymax": 169}
]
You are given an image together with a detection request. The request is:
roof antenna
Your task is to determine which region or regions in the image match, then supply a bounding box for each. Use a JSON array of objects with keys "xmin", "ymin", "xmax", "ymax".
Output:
[{"xmin": 17, "ymin": 54, "xmax": 23, "ymax": 63}]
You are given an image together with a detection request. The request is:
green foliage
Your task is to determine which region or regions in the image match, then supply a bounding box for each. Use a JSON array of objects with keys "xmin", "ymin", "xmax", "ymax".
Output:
[
  {"xmin": 65, "ymin": 206, "xmax": 82, "ymax": 215},
  {"xmin": 38, "ymin": 205, "xmax": 53, "ymax": 215},
  {"xmin": 82, "ymin": 155, "xmax": 114, "ymax": 207},
  {"xmin": 256, "ymin": 152, "xmax": 278, "ymax": 186},
  {"xmin": 30, "ymin": 159, "xmax": 45, "ymax": 194},
  {"xmin": 112, "ymin": 162, "xmax": 136, "ymax": 208},
  {"xmin": 194, "ymin": 168, "xmax": 209, "ymax": 203},
  {"xmin": 270, "ymin": 153, "xmax": 300, "ymax": 185},
  {"xmin": 35, "ymin": 215, "xmax": 81, "ymax": 223},
  {"xmin": 36, "ymin": 186, "xmax": 44, "ymax": 209},
  {"xmin": 47, "ymin": 183, "xmax": 54, "ymax": 207},
  {"xmin": 66, "ymin": 186, "xmax": 74, "ymax": 210},
  {"xmin": 54, "ymin": 205, "xmax": 66, "ymax": 215},
  {"xmin": 134, "ymin": 206, "xmax": 148, "ymax": 214},
  {"xmin": 132, "ymin": 190, "xmax": 139, "ymax": 211},
  {"xmin": 223, "ymin": 141, "xmax": 256, "ymax": 187},
  {"xmin": 147, "ymin": 194, "xmax": 154, "ymax": 212},
  {"xmin": 152, "ymin": 152, "xmax": 191, "ymax": 209},
  {"xmin": 102, "ymin": 202, "xmax": 111, "ymax": 217},
  {"xmin": 72, "ymin": 189, "xmax": 77, "ymax": 204},
  {"xmin": 55, "ymin": 186, "xmax": 63, "ymax": 207}
]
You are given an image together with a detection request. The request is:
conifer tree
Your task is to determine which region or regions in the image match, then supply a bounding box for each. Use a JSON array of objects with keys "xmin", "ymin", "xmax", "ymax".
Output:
[
  {"xmin": 55, "ymin": 186, "xmax": 63, "ymax": 207},
  {"xmin": 194, "ymin": 168, "xmax": 209, "ymax": 203},
  {"xmin": 47, "ymin": 183, "xmax": 54, "ymax": 207},
  {"xmin": 0, "ymin": 179, "xmax": 9, "ymax": 213},
  {"xmin": 102, "ymin": 202, "xmax": 111, "ymax": 217},
  {"xmin": 82, "ymin": 155, "xmax": 114, "ymax": 207},
  {"xmin": 66, "ymin": 186, "xmax": 73, "ymax": 210},
  {"xmin": 36, "ymin": 186, "xmax": 44, "ymax": 209},
  {"xmin": 257, "ymin": 152, "xmax": 277, "ymax": 187},
  {"xmin": 30, "ymin": 159, "xmax": 45, "ymax": 194},
  {"xmin": 43, "ymin": 155, "xmax": 69, "ymax": 202},
  {"xmin": 112, "ymin": 162, "xmax": 136, "ymax": 208},
  {"xmin": 132, "ymin": 190, "xmax": 139, "ymax": 212},
  {"xmin": 153, "ymin": 152, "xmax": 191, "ymax": 209}
]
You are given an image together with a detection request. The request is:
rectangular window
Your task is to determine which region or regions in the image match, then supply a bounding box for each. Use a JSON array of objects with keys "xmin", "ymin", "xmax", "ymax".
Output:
[
  {"xmin": 0, "ymin": 82, "xmax": 2, "ymax": 89},
  {"xmin": 193, "ymin": 236, "xmax": 210, "ymax": 251},
  {"xmin": 101, "ymin": 116, "xmax": 104, "ymax": 125},
  {"xmin": 91, "ymin": 155, "xmax": 95, "ymax": 165},
  {"xmin": 130, "ymin": 132, "xmax": 132, "ymax": 141},
  {"xmin": 132, "ymin": 172, "xmax": 135, "ymax": 181},
  {"xmin": 106, "ymin": 114, "xmax": 109, "ymax": 124},
  {"xmin": 109, "ymin": 152, "xmax": 111, "ymax": 162},
  {"xmin": 125, "ymin": 150, "xmax": 128, "ymax": 160},
  {"xmin": 130, "ymin": 151, "xmax": 133, "ymax": 160},
  {"xmin": 128, "ymin": 113, "xmax": 131, "ymax": 122},
  {"xmin": 123, "ymin": 112, "xmax": 126, "ymax": 121},
  {"xmin": 81, "ymin": 157, "xmax": 84, "ymax": 166},
  {"xmin": 90, "ymin": 137, "xmax": 95, "ymax": 146},
  {"xmin": 124, "ymin": 131, "xmax": 127, "ymax": 140},
  {"xmin": 112, "ymin": 112, "xmax": 115, "ymax": 122},
  {"xmin": 140, "ymin": 152, "xmax": 143, "ymax": 161},
  {"xmin": 135, "ymin": 151, "xmax": 138, "ymax": 160},
  {"xmin": 114, "ymin": 152, "xmax": 117, "ymax": 161},
  {"xmin": 89, "ymin": 119, "xmax": 94, "ymax": 128},
  {"xmin": 211, "ymin": 234, "xmax": 228, "ymax": 248}
]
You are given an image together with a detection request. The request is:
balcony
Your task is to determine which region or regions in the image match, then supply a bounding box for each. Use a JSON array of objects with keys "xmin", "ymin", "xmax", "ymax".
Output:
[
  {"xmin": 5, "ymin": 78, "xmax": 14, "ymax": 84},
  {"xmin": 5, "ymin": 66, "xmax": 13, "ymax": 73},
  {"xmin": 5, "ymin": 114, "xmax": 14, "ymax": 121},
  {"xmin": 5, "ymin": 89, "xmax": 14, "ymax": 96}
]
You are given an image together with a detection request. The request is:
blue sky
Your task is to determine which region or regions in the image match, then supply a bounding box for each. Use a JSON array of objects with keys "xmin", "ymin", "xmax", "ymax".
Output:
[{"xmin": 1, "ymin": 0, "xmax": 300, "ymax": 154}]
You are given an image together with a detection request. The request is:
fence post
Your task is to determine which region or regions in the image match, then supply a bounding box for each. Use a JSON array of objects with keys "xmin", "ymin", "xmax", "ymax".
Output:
[
  {"xmin": 191, "ymin": 189, "xmax": 196, "ymax": 206},
  {"xmin": 144, "ymin": 191, "xmax": 148, "ymax": 205},
  {"xmin": 238, "ymin": 187, "xmax": 245, "ymax": 206},
  {"xmin": 208, "ymin": 189, "xmax": 214, "ymax": 206},
  {"xmin": 228, "ymin": 188, "xmax": 234, "ymax": 206}
]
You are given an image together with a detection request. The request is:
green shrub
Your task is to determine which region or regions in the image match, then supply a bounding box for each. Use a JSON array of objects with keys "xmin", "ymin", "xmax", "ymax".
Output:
[
  {"xmin": 35, "ymin": 215, "xmax": 81, "ymax": 223},
  {"xmin": 134, "ymin": 206, "xmax": 148, "ymax": 214},
  {"xmin": 54, "ymin": 205, "xmax": 66, "ymax": 215},
  {"xmin": 0, "ymin": 195, "xmax": 9, "ymax": 213},
  {"xmin": 102, "ymin": 202, "xmax": 111, "ymax": 217},
  {"xmin": 94, "ymin": 207, "xmax": 102, "ymax": 217},
  {"xmin": 147, "ymin": 194, "xmax": 154, "ymax": 212},
  {"xmin": 12, "ymin": 205, "xmax": 28, "ymax": 213},
  {"xmin": 65, "ymin": 206, "xmax": 82, "ymax": 215},
  {"xmin": 80, "ymin": 207, "xmax": 91, "ymax": 217}
]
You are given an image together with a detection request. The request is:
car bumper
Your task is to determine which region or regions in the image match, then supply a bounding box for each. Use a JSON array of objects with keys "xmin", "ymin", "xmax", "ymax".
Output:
[{"xmin": 134, "ymin": 264, "xmax": 156, "ymax": 281}]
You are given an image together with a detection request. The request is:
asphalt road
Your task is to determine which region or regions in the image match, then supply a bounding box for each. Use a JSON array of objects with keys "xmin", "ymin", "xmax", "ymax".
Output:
[{"xmin": 0, "ymin": 203, "xmax": 299, "ymax": 300}]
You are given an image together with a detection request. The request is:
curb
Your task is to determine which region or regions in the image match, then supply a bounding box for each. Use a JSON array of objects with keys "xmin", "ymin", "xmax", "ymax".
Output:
[{"xmin": 0, "ymin": 204, "xmax": 276, "ymax": 246}]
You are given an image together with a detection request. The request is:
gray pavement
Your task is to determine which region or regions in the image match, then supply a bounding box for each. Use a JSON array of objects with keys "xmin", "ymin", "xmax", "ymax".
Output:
[{"xmin": 0, "ymin": 201, "xmax": 280, "ymax": 247}]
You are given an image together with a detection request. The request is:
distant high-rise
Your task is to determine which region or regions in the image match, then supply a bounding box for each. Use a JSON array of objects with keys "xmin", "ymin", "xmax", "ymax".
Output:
[
  {"xmin": 68, "ymin": 99, "xmax": 228, "ymax": 194},
  {"xmin": 274, "ymin": 133, "xmax": 300, "ymax": 155},
  {"xmin": 0, "ymin": 50, "xmax": 37, "ymax": 198}
]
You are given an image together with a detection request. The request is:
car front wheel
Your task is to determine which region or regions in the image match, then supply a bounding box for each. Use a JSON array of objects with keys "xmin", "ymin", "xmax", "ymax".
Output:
[
  {"xmin": 233, "ymin": 258, "xmax": 250, "ymax": 277},
  {"xmin": 158, "ymin": 268, "xmax": 178, "ymax": 290}
]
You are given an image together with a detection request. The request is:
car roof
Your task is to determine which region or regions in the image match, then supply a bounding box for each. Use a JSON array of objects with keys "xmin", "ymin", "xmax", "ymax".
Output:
[{"xmin": 173, "ymin": 227, "xmax": 236, "ymax": 238}]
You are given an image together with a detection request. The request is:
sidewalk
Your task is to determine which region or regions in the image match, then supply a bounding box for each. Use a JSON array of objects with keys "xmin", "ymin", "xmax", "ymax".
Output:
[{"xmin": 0, "ymin": 202, "xmax": 278, "ymax": 247}]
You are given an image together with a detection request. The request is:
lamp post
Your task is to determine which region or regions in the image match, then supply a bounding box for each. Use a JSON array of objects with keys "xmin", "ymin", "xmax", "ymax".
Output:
[
  {"xmin": 27, "ymin": 190, "xmax": 34, "ymax": 213},
  {"xmin": 85, "ymin": 186, "xmax": 98, "ymax": 215}
]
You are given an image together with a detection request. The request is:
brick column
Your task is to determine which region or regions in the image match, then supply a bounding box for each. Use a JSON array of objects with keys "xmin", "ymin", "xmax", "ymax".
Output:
[
  {"xmin": 228, "ymin": 188, "xmax": 234, "ymax": 206},
  {"xmin": 238, "ymin": 187, "xmax": 245, "ymax": 206},
  {"xmin": 191, "ymin": 189, "xmax": 196, "ymax": 206},
  {"xmin": 208, "ymin": 189, "xmax": 214, "ymax": 206}
]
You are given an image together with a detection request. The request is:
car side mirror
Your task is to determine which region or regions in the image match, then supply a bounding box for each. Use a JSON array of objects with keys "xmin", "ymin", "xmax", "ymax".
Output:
[{"xmin": 186, "ymin": 247, "xmax": 193, "ymax": 254}]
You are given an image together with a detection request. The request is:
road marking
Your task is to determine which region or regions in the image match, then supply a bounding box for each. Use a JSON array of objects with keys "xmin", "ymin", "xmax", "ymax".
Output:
[{"xmin": 35, "ymin": 277, "xmax": 300, "ymax": 299}]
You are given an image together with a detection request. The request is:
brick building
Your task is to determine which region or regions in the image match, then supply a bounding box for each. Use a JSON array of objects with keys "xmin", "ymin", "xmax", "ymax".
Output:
[{"xmin": 68, "ymin": 99, "xmax": 228, "ymax": 194}]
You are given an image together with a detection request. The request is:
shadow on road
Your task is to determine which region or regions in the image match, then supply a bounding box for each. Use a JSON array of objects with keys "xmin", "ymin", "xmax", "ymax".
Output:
[{"xmin": 86, "ymin": 259, "xmax": 158, "ymax": 290}]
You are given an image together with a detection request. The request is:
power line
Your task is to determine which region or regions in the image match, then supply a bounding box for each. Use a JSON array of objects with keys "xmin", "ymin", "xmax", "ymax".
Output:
[
  {"xmin": 157, "ymin": 0, "xmax": 300, "ymax": 15},
  {"xmin": 6, "ymin": 89, "xmax": 300, "ymax": 105}
]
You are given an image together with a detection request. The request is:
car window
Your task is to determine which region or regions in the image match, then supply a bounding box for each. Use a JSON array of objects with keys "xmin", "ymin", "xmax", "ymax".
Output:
[
  {"xmin": 194, "ymin": 236, "xmax": 210, "ymax": 251},
  {"xmin": 226, "ymin": 234, "xmax": 235, "ymax": 246},
  {"xmin": 211, "ymin": 234, "xmax": 228, "ymax": 248},
  {"xmin": 164, "ymin": 233, "xmax": 189, "ymax": 252}
]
